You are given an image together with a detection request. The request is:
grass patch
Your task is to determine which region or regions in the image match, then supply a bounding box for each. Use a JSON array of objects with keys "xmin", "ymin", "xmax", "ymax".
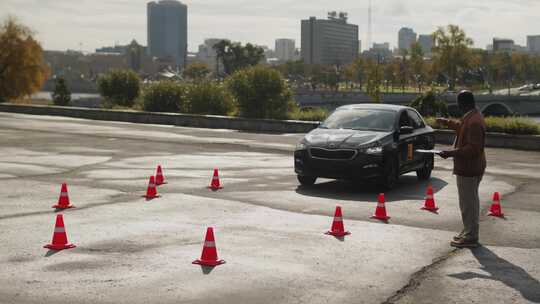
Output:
[
  {"xmin": 425, "ymin": 116, "xmax": 540, "ymax": 135},
  {"xmin": 288, "ymin": 107, "xmax": 329, "ymax": 121}
]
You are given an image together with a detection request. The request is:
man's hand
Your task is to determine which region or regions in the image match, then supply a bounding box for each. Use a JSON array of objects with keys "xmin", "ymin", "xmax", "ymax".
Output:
[{"xmin": 438, "ymin": 151, "xmax": 452, "ymax": 159}]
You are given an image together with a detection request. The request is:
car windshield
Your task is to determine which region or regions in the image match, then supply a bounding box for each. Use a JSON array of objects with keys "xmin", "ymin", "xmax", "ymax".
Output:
[{"xmin": 320, "ymin": 109, "xmax": 396, "ymax": 131}]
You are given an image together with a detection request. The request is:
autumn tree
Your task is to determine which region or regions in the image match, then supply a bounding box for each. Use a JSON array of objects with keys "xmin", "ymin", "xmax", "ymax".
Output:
[
  {"xmin": 0, "ymin": 17, "xmax": 49, "ymax": 102},
  {"xmin": 432, "ymin": 25, "xmax": 473, "ymax": 90},
  {"xmin": 183, "ymin": 62, "xmax": 210, "ymax": 81}
]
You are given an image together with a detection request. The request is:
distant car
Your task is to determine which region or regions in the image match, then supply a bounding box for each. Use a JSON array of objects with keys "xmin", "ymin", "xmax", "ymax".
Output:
[{"xmin": 294, "ymin": 104, "xmax": 435, "ymax": 190}]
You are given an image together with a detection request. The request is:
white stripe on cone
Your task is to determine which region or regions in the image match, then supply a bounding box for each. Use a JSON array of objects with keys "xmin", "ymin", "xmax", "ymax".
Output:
[
  {"xmin": 54, "ymin": 227, "xmax": 66, "ymax": 233},
  {"xmin": 204, "ymin": 241, "xmax": 215, "ymax": 247},
  {"xmin": 334, "ymin": 217, "xmax": 343, "ymax": 221}
]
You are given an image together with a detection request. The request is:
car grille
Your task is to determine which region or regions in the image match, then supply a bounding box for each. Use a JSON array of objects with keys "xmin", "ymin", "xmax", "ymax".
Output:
[{"xmin": 309, "ymin": 148, "xmax": 357, "ymax": 160}]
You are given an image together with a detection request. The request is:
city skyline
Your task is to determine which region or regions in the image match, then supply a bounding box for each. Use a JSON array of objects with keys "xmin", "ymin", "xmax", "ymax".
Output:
[{"xmin": 2, "ymin": 0, "xmax": 540, "ymax": 53}]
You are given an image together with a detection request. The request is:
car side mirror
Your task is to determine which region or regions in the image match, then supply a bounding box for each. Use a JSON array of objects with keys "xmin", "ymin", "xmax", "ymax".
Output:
[{"xmin": 399, "ymin": 126, "xmax": 414, "ymax": 134}]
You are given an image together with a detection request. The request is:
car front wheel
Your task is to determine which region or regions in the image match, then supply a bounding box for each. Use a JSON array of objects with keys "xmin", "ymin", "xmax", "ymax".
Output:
[
  {"xmin": 297, "ymin": 175, "xmax": 317, "ymax": 186},
  {"xmin": 378, "ymin": 156, "xmax": 399, "ymax": 191},
  {"xmin": 416, "ymin": 154, "xmax": 434, "ymax": 180}
]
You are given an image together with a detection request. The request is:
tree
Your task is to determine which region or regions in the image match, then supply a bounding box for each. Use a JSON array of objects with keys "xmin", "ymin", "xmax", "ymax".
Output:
[
  {"xmin": 409, "ymin": 91, "xmax": 448, "ymax": 117},
  {"xmin": 186, "ymin": 81, "xmax": 236, "ymax": 115},
  {"xmin": 432, "ymin": 25, "xmax": 473, "ymax": 90},
  {"xmin": 51, "ymin": 76, "xmax": 71, "ymax": 106},
  {"xmin": 364, "ymin": 59, "xmax": 383, "ymax": 102},
  {"xmin": 409, "ymin": 42, "xmax": 425, "ymax": 92},
  {"xmin": 227, "ymin": 66, "xmax": 292, "ymax": 119},
  {"xmin": 141, "ymin": 81, "xmax": 188, "ymax": 113},
  {"xmin": 213, "ymin": 40, "xmax": 265, "ymax": 75},
  {"xmin": 0, "ymin": 17, "xmax": 49, "ymax": 102},
  {"xmin": 97, "ymin": 69, "xmax": 140, "ymax": 107},
  {"xmin": 183, "ymin": 62, "xmax": 210, "ymax": 80}
]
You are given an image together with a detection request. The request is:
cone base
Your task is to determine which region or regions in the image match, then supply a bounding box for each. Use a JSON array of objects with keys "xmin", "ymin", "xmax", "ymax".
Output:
[
  {"xmin": 156, "ymin": 181, "xmax": 167, "ymax": 186},
  {"xmin": 207, "ymin": 186, "xmax": 223, "ymax": 191},
  {"xmin": 192, "ymin": 259, "xmax": 226, "ymax": 266},
  {"xmin": 421, "ymin": 206, "xmax": 439, "ymax": 213},
  {"xmin": 371, "ymin": 215, "xmax": 390, "ymax": 221},
  {"xmin": 325, "ymin": 231, "xmax": 351, "ymax": 237},
  {"xmin": 142, "ymin": 194, "xmax": 161, "ymax": 199},
  {"xmin": 488, "ymin": 212, "xmax": 504, "ymax": 217},
  {"xmin": 52, "ymin": 204, "xmax": 74, "ymax": 209},
  {"xmin": 44, "ymin": 243, "xmax": 76, "ymax": 251}
]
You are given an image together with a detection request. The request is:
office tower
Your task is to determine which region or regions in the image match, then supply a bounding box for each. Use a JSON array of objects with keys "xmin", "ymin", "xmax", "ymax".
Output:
[
  {"xmin": 398, "ymin": 27, "xmax": 417, "ymax": 52},
  {"xmin": 147, "ymin": 0, "xmax": 188, "ymax": 67},
  {"xmin": 301, "ymin": 12, "xmax": 359, "ymax": 65}
]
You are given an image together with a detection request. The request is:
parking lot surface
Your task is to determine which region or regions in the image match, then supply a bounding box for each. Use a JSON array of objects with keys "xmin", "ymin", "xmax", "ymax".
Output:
[{"xmin": 0, "ymin": 112, "xmax": 539, "ymax": 304}]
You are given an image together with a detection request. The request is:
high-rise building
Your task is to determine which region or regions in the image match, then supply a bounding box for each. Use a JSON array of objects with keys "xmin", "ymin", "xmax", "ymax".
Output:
[
  {"xmin": 493, "ymin": 38, "xmax": 514, "ymax": 53},
  {"xmin": 275, "ymin": 39, "xmax": 296, "ymax": 62},
  {"xmin": 398, "ymin": 27, "xmax": 417, "ymax": 52},
  {"xmin": 301, "ymin": 12, "xmax": 359, "ymax": 65},
  {"xmin": 147, "ymin": 0, "xmax": 188, "ymax": 67},
  {"xmin": 527, "ymin": 35, "xmax": 540, "ymax": 54},
  {"xmin": 417, "ymin": 34, "xmax": 433, "ymax": 56}
]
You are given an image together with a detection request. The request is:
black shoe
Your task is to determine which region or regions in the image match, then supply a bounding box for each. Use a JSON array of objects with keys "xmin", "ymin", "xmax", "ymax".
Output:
[
  {"xmin": 450, "ymin": 238, "xmax": 479, "ymax": 248},
  {"xmin": 453, "ymin": 234, "xmax": 464, "ymax": 241}
]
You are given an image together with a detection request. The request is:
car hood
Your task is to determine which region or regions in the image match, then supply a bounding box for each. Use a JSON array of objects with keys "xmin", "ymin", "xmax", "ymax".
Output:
[{"xmin": 304, "ymin": 128, "xmax": 391, "ymax": 149}]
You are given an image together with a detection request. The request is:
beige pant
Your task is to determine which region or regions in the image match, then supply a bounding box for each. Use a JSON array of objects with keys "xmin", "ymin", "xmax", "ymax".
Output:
[{"xmin": 456, "ymin": 175, "xmax": 483, "ymax": 241}]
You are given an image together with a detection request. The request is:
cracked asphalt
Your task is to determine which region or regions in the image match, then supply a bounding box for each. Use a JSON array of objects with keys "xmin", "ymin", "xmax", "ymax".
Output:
[{"xmin": 0, "ymin": 112, "xmax": 539, "ymax": 304}]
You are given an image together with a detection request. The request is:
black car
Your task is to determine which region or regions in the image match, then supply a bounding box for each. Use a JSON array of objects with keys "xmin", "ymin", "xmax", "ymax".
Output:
[{"xmin": 294, "ymin": 104, "xmax": 435, "ymax": 190}]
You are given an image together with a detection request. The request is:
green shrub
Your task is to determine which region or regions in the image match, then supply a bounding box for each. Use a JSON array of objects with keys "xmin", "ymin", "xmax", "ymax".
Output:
[
  {"xmin": 484, "ymin": 116, "xmax": 540, "ymax": 135},
  {"xmin": 425, "ymin": 116, "xmax": 539, "ymax": 135},
  {"xmin": 409, "ymin": 91, "xmax": 448, "ymax": 117},
  {"xmin": 141, "ymin": 81, "xmax": 188, "ymax": 113},
  {"xmin": 288, "ymin": 106, "xmax": 329, "ymax": 121},
  {"xmin": 51, "ymin": 77, "xmax": 71, "ymax": 106},
  {"xmin": 185, "ymin": 81, "xmax": 236, "ymax": 115},
  {"xmin": 227, "ymin": 65, "xmax": 292, "ymax": 119},
  {"xmin": 98, "ymin": 69, "xmax": 140, "ymax": 107}
]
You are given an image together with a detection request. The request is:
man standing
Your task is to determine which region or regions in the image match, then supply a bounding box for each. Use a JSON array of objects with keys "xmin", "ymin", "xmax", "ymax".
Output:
[{"xmin": 437, "ymin": 91, "xmax": 487, "ymax": 248}]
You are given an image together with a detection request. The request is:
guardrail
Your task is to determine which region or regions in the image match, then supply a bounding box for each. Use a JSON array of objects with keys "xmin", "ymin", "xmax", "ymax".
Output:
[{"xmin": 0, "ymin": 103, "xmax": 538, "ymax": 151}]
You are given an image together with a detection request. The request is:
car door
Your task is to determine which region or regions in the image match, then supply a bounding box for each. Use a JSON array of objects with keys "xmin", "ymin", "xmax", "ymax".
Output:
[
  {"xmin": 407, "ymin": 109, "xmax": 427, "ymax": 168},
  {"xmin": 397, "ymin": 110, "xmax": 416, "ymax": 172}
]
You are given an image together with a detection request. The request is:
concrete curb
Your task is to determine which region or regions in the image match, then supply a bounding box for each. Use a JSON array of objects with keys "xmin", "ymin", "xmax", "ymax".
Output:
[{"xmin": 1, "ymin": 103, "xmax": 539, "ymax": 150}]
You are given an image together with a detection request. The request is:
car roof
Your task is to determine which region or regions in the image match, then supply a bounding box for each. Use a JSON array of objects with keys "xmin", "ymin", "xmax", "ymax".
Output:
[{"xmin": 335, "ymin": 103, "xmax": 412, "ymax": 112}]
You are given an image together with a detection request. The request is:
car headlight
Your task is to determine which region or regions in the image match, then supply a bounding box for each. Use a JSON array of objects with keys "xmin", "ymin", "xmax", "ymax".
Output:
[
  {"xmin": 296, "ymin": 141, "xmax": 307, "ymax": 151},
  {"xmin": 365, "ymin": 145, "xmax": 383, "ymax": 154}
]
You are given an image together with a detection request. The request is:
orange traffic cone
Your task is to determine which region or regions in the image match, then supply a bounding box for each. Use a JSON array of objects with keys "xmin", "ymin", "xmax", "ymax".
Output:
[
  {"xmin": 192, "ymin": 227, "xmax": 226, "ymax": 266},
  {"xmin": 155, "ymin": 165, "xmax": 166, "ymax": 186},
  {"xmin": 325, "ymin": 206, "xmax": 351, "ymax": 237},
  {"xmin": 371, "ymin": 193, "xmax": 390, "ymax": 221},
  {"xmin": 52, "ymin": 182, "xmax": 74, "ymax": 209},
  {"xmin": 421, "ymin": 184, "xmax": 439, "ymax": 213},
  {"xmin": 208, "ymin": 169, "xmax": 223, "ymax": 191},
  {"xmin": 142, "ymin": 176, "xmax": 160, "ymax": 199},
  {"xmin": 488, "ymin": 192, "xmax": 504, "ymax": 217},
  {"xmin": 44, "ymin": 214, "xmax": 76, "ymax": 250}
]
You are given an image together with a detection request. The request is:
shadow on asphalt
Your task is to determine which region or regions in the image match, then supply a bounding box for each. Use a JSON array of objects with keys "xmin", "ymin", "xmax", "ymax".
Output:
[
  {"xmin": 448, "ymin": 246, "xmax": 540, "ymax": 303},
  {"xmin": 44, "ymin": 250, "xmax": 61, "ymax": 257},
  {"xmin": 200, "ymin": 265, "xmax": 215, "ymax": 275},
  {"xmin": 295, "ymin": 175, "xmax": 448, "ymax": 203}
]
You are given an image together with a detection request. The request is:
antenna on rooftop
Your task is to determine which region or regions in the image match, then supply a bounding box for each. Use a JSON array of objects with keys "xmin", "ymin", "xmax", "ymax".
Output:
[{"xmin": 367, "ymin": 0, "xmax": 373, "ymax": 50}]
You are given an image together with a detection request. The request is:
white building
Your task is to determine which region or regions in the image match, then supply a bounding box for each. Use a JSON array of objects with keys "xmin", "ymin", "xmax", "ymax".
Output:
[{"xmin": 275, "ymin": 39, "xmax": 296, "ymax": 62}]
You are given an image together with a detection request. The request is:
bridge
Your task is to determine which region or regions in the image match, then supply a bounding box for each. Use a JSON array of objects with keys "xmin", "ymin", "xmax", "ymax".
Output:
[{"xmin": 294, "ymin": 91, "xmax": 540, "ymax": 116}]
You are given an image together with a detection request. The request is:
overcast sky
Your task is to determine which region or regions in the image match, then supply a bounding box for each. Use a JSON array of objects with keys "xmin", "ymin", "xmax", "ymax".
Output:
[{"xmin": 2, "ymin": 0, "xmax": 539, "ymax": 52}]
